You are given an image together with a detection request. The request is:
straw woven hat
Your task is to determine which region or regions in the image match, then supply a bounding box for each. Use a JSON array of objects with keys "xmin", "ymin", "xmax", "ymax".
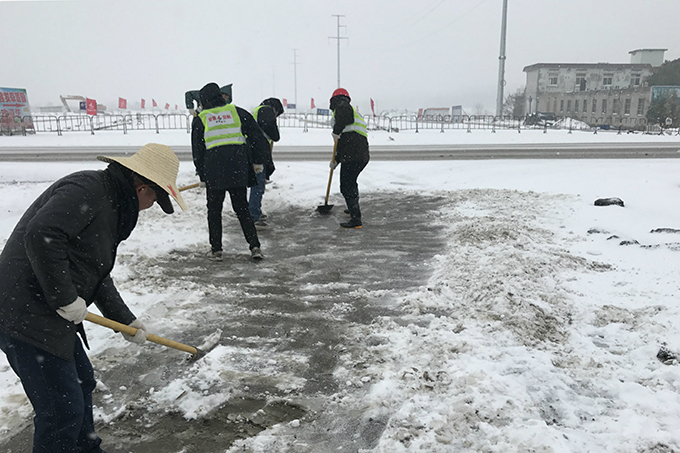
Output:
[{"xmin": 97, "ymin": 143, "xmax": 187, "ymax": 214}]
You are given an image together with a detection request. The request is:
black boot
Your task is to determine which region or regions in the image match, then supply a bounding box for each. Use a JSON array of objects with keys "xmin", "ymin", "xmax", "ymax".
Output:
[{"xmin": 340, "ymin": 197, "xmax": 362, "ymax": 229}]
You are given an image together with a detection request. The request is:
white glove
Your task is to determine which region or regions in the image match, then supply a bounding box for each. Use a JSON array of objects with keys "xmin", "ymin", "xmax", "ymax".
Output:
[
  {"xmin": 253, "ymin": 164, "xmax": 264, "ymax": 174},
  {"xmin": 332, "ymin": 132, "xmax": 341, "ymax": 142},
  {"xmin": 122, "ymin": 319, "xmax": 148, "ymax": 345},
  {"xmin": 57, "ymin": 297, "xmax": 88, "ymax": 324},
  {"xmin": 199, "ymin": 181, "xmax": 206, "ymax": 188},
  {"xmin": 329, "ymin": 160, "xmax": 339, "ymax": 170}
]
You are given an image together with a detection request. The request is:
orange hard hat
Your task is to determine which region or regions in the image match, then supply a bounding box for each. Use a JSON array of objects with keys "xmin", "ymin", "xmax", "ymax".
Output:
[{"xmin": 331, "ymin": 88, "xmax": 351, "ymax": 101}]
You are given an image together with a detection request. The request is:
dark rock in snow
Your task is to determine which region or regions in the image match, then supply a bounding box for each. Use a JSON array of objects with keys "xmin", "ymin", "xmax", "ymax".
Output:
[
  {"xmin": 657, "ymin": 345, "xmax": 677, "ymax": 365},
  {"xmin": 594, "ymin": 197, "xmax": 624, "ymax": 207},
  {"xmin": 587, "ymin": 228, "xmax": 610, "ymax": 235},
  {"xmin": 619, "ymin": 239, "xmax": 640, "ymax": 246},
  {"xmin": 650, "ymin": 228, "xmax": 680, "ymax": 234}
]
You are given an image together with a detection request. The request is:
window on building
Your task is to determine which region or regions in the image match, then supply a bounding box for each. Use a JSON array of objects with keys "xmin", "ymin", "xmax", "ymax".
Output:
[
  {"xmin": 603, "ymin": 74, "xmax": 613, "ymax": 86},
  {"xmin": 637, "ymin": 98, "xmax": 645, "ymax": 115},
  {"xmin": 560, "ymin": 100, "xmax": 564, "ymax": 112},
  {"xmin": 549, "ymin": 73, "xmax": 558, "ymax": 86},
  {"xmin": 583, "ymin": 99, "xmax": 588, "ymax": 113},
  {"xmin": 576, "ymin": 74, "xmax": 586, "ymax": 91},
  {"xmin": 631, "ymin": 73, "xmax": 641, "ymax": 86},
  {"xmin": 624, "ymin": 98, "xmax": 631, "ymax": 114},
  {"xmin": 602, "ymin": 99, "xmax": 607, "ymax": 114},
  {"xmin": 592, "ymin": 99, "xmax": 597, "ymax": 113},
  {"xmin": 613, "ymin": 99, "xmax": 619, "ymax": 115},
  {"xmin": 574, "ymin": 100, "xmax": 579, "ymax": 112},
  {"xmin": 567, "ymin": 100, "xmax": 571, "ymax": 112}
]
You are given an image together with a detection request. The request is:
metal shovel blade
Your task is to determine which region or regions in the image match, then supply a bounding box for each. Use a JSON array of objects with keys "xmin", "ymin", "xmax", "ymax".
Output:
[{"xmin": 316, "ymin": 203, "xmax": 334, "ymax": 214}]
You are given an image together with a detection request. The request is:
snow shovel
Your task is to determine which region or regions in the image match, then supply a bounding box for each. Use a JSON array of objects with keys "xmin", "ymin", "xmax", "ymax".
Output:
[
  {"xmin": 317, "ymin": 140, "xmax": 338, "ymax": 214},
  {"xmin": 85, "ymin": 312, "xmax": 219, "ymax": 361}
]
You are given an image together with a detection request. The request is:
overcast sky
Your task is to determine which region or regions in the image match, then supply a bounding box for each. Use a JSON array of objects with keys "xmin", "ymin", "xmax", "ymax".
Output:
[{"xmin": 2, "ymin": 0, "xmax": 678, "ymax": 115}]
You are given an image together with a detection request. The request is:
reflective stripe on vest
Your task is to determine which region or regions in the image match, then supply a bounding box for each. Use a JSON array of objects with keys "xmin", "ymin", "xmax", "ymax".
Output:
[
  {"xmin": 199, "ymin": 105, "xmax": 246, "ymax": 149},
  {"xmin": 332, "ymin": 106, "xmax": 368, "ymax": 138}
]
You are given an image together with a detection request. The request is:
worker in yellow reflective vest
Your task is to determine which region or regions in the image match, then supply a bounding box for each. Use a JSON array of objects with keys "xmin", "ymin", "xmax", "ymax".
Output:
[
  {"xmin": 329, "ymin": 88, "xmax": 370, "ymax": 229},
  {"xmin": 192, "ymin": 82, "xmax": 269, "ymax": 261}
]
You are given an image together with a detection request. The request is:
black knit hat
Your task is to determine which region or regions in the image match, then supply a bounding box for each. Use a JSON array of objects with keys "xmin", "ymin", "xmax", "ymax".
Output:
[{"xmin": 199, "ymin": 82, "xmax": 226, "ymax": 110}]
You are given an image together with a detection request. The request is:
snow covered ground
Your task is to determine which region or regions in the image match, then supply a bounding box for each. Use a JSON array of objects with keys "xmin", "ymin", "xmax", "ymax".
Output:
[{"xmin": 1, "ymin": 128, "xmax": 680, "ymax": 452}]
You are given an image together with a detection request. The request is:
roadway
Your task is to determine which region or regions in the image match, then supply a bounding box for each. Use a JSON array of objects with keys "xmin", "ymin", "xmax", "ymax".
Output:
[{"xmin": 0, "ymin": 142, "xmax": 679, "ymax": 161}]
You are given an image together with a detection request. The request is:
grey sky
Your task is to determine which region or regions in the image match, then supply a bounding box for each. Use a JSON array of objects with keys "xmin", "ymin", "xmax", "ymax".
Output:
[{"xmin": 2, "ymin": 0, "xmax": 678, "ymax": 115}]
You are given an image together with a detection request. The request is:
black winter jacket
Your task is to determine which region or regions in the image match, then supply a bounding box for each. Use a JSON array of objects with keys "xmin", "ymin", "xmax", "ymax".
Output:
[
  {"xmin": 253, "ymin": 103, "xmax": 281, "ymax": 178},
  {"xmin": 0, "ymin": 164, "xmax": 139, "ymax": 360},
  {"xmin": 331, "ymin": 97, "xmax": 370, "ymax": 163}
]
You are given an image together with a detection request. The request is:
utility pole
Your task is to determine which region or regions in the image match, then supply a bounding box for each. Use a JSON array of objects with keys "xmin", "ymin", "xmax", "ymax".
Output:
[
  {"xmin": 496, "ymin": 0, "xmax": 508, "ymax": 117},
  {"xmin": 292, "ymin": 49, "xmax": 300, "ymax": 107},
  {"xmin": 329, "ymin": 14, "xmax": 348, "ymax": 88}
]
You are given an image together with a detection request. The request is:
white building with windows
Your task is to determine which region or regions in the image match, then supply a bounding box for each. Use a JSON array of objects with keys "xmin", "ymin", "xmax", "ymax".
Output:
[{"xmin": 523, "ymin": 49, "xmax": 667, "ymax": 129}]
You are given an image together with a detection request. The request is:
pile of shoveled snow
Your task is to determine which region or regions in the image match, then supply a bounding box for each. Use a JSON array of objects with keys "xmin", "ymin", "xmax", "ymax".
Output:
[{"xmin": 227, "ymin": 188, "xmax": 680, "ymax": 453}]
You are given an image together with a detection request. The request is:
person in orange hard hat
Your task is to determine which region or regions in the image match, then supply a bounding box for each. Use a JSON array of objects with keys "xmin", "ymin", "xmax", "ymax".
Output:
[{"xmin": 329, "ymin": 88, "xmax": 370, "ymax": 228}]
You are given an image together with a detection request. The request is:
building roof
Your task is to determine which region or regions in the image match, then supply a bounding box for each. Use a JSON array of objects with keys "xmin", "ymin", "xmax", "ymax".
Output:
[
  {"xmin": 523, "ymin": 63, "xmax": 652, "ymax": 72},
  {"xmin": 629, "ymin": 48, "xmax": 667, "ymax": 54}
]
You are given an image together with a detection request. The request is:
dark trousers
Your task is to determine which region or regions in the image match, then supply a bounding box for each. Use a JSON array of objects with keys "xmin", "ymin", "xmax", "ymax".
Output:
[
  {"xmin": 248, "ymin": 171, "xmax": 267, "ymax": 221},
  {"xmin": 339, "ymin": 160, "xmax": 368, "ymax": 200},
  {"xmin": 0, "ymin": 331, "xmax": 103, "ymax": 453},
  {"xmin": 207, "ymin": 185, "xmax": 260, "ymax": 252}
]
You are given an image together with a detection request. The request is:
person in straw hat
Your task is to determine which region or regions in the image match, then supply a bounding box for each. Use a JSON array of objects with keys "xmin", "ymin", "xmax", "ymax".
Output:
[{"xmin": 0, "ymin": 143, "xmax": 185, "ymax": 453}]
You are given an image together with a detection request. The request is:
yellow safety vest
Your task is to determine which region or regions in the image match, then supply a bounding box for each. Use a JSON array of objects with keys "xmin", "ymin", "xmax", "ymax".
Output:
[
  {"xmin": 199, "ymin": 104, "xmax": 246, "ymax": 149},
  {"xmin": 252, "ymin": 105, "xmax": 272, "ymax": 143},
  {"xmin": 332, "ymin": 106, "xmax": 368, "ymax": 138}
]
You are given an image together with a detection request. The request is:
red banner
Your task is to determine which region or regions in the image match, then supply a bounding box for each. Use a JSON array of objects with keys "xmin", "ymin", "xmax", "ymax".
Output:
[
  {"xmin": 86, "ymin": 98, "xmax": 97, "ymax": 116},
  {"xmin": 141, "ymin": 99, "xmax": 146, "ymax": 109},
  {"xmin": 152, "ymin": 99, "xmax": 157, "ymax": 108},
  {"xmin": 282, "ymin": 98, "xmax": 287, "ymax": 107},
  {"xmin": 118, "ymin": 97, "xmax": 127, "ymax": 109},
  {"xmin": 175, "ymin": 104, "xmax": 178, "ymax": 110},
  {"xmin": 164, "ymin": 103, "xmax": 169, "ymax": 110},
  {"xmin": 370, "ymin": 98, "xmax": 375, "ymax": 117},
  {"xmin": 311, "ymin": 98, "xmax": 315, "ymax": 109}
]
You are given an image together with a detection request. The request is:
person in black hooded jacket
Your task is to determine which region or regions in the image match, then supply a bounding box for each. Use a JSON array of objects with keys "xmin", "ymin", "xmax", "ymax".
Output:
[
  {"xmin": 248, "ymin": 97, "xmax": 284, "ymax": 225},
  {"xmin": 191, "ymin": 82, "xmax": 269, "ymax": 261},
  {"xmin": 0, "ymin": 143, "xmax": 186, "ymax": 453}
]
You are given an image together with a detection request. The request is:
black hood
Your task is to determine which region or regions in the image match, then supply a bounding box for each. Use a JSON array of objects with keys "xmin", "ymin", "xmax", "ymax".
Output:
[
  {"xmin": 199, "ymin": 82, "xmax": 226, "ymax": 110},
  {"xmin": 261, "ymin": 98, "xmax": 284, "ymax": 116}
]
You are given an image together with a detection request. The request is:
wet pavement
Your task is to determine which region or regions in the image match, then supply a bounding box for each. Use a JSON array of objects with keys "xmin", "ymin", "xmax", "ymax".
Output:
[{"xmin": 0, "ymin": 192, "xmax": 447, "ymax": 453}]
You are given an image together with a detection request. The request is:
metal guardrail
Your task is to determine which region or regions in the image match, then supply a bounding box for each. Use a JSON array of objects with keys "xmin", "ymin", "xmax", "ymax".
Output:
[{"xmin": 0, "ymin": 112, "xmax": 672, "ymax": 137}]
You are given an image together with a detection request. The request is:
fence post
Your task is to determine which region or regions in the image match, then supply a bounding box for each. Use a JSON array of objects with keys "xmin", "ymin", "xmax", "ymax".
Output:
[
  {"xmin": 491, "ymin": 116, "xmax": 496, "ymax": 133},
  {"xmin": 303, "ymin": 113, "xmax": 308, "ymax": 133},
  {"xmin": 440, "ymin": 120, "xmax": 444, "ymax": 133},
  {"xmin": 543, "ymin": 121, "xmax": 547, "ymax": 134},
  {"xmin": 466, "ymin": 116, "xmax": 471, "ymax": 133},
  {"xmin": 415, "ymin": 117, "xmax": 419, "ymax": 133},
  {"xmin": 154, "ymin": 114, "xmax": 160, "ymax": 134},
  {"xmin": 89, "ymin": 116, "xmax": 95, "ymax": 135}
]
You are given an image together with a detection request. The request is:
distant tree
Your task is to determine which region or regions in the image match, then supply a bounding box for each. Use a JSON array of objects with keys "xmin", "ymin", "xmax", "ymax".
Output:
[
  {"xmin": 474, "ymin": 103, "xmax": 486, "ymax": 116},
  {"xmin": 502, "ymin": 88, "xmax": 525, "ymax": 117},
  {"xmin": 646, "ymin": 58, "xmax": 680, "ymax": 86},
  {"xmin": 646, "ymin": 92, "xmax": 680, "ymax": 127}
]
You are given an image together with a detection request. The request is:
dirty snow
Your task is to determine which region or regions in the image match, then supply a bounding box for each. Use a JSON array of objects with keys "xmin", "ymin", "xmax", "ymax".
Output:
[{"xmin": 0, "ymin": 128, "xmax": 680, "ymax": 452}]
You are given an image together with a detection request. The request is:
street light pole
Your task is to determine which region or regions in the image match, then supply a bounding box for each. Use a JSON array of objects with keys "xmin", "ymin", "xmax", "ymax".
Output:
[{"xmin": 496, "ymin": 0, "xmax": 509, "ymax": 117}]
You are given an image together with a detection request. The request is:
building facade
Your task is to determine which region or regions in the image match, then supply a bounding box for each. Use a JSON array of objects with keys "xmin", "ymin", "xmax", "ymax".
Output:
[{"xmin": 523, "ymin": 49, "xmax": 666, "ymax": 129}]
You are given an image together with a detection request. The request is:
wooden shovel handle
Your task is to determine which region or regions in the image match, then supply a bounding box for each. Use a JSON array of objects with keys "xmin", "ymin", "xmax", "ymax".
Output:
[
  {"xmin": 85, "ymin": 312, "xmax": 198, "ymax": 355},
  {"xmin": 179, "ymin": 182, "xmax": 199, "ymax": 192},
  {"xmin": 324, "ymin": 140, "xmax": 338, "ymax": 205}
]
